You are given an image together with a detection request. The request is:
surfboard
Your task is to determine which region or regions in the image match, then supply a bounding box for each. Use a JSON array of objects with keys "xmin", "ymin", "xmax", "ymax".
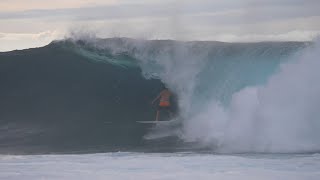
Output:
[{"xmin": 136, "ymin": 121, "xmax": 171, "ymax": 124}]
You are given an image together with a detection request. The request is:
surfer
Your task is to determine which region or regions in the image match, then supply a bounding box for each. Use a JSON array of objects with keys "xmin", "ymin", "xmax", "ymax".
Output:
[{"xmin": 152, "ymin": 87, "xmax": 173, "ymax": 121}]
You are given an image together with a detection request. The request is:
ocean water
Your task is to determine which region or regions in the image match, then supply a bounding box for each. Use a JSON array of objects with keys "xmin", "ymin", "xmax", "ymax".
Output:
[
  {"xmin": 1, "ymin": 152, "xmax": 320, "ymax": 180},
  {"xmin": 1, "ymin": 38, "xmax": 320, "ymax": 179}
]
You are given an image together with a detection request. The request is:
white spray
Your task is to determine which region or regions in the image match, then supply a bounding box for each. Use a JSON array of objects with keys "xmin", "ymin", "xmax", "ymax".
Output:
[{"xmin": 182, "ymin": 39, "xmax": 320, "ymax": 153}]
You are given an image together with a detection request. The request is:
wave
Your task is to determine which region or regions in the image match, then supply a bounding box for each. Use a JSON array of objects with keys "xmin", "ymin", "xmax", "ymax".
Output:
[{"xmin": 0, "ymin": 37, "xmax": 313, "ymax": 154}]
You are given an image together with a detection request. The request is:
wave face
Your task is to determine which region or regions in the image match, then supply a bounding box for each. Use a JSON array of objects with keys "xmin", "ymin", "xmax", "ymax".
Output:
[
  {"xmin": 0, "ymin": 40, "xmax": 175, "ymax": 154},
  {"xmin": 0, "ymin": 37, "xmax": 315, "ymax": 154}
]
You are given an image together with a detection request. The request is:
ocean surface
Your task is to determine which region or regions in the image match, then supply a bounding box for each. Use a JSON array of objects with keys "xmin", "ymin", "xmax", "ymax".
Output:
[
  {"xmin": 0, "ymin": 38, "xmax": 319, "ymax": 179},
  {"xmin": 1, "ymin": 152, "xmax": 320, "ymax": 180}
]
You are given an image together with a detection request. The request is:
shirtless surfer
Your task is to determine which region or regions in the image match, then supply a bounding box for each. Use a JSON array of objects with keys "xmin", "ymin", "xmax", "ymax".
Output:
[{"xmin": 151, "ymin": 87, "xmax": 173, "ymax": 121}]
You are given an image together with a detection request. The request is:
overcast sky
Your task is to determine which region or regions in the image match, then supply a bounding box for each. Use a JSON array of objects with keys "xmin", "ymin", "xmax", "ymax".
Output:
[{"xmin": 1, "ymin": 0, "xmax": 320, "ymax": 51}]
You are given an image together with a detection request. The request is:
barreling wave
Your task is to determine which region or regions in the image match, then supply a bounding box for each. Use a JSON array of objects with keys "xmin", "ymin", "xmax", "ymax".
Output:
[{"xmin": 0, "ymin": 37, "xmax": 314, "ymax": 154}]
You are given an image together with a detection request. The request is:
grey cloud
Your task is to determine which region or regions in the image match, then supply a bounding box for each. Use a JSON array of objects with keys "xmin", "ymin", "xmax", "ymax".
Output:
[
  {"xmin": 0, "ymin": 0, "xmax": 319, "ymax": 34},
  {"xmin": 0, "ymin": 4, "xmax": 179, "ymax": 20},
  {"xmin": 1, "ymin": 0, "xmax": 319, "ymax": 22}
]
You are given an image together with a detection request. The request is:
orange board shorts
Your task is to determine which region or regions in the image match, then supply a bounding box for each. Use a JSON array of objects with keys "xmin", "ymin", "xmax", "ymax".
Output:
[{"xmin": 159, "ymin": 101, "xmax": 170, "ymax": 107}]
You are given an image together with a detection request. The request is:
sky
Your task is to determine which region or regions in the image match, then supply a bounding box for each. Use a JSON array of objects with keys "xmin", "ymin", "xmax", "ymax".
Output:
[{"xmin": 0, "ymin": 0, "xmax": 320, "ymax": 51}]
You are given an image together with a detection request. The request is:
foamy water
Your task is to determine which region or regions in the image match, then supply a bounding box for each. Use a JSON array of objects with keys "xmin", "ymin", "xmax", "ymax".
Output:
[{"xmin": 1, "ymin": 153, "xmax": 320, "ymax": 180}]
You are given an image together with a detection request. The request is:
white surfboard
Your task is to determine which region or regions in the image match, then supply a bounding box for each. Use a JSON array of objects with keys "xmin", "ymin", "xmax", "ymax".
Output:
[{"xmin": 136, "ymin": 120, "xmax": 171, "ymax": 124}]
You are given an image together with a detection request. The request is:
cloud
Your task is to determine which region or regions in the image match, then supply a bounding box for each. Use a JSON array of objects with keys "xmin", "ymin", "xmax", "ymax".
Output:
[
  {"xmin": 0, "ymin": 31, "xmax": 62, "ymax": 41},
  {"xmin": 0, "ymin": 0, "xmax": 319, "ymax": 51},
  {"xmin": 0, "ymin": 0, "xmax": 318, "ymax": 22},
  {"xmin": 0, "ymin": 0, "xmax": 118, "ymax": 12},
  {"xmin": 210, "ymin": 30, "xmax": 320, "ymax": 42},
  {"xmin": 0, "ymin": 31, "xmax": 63, "ymax": 52}
]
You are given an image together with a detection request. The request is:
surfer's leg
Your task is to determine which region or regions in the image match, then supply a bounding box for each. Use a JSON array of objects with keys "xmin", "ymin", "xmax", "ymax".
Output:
[
  {"xmin": 167, "ymin": 106, "xmax": 174, "ymax": 118},
  {"xmin": 155, "ymin": 110, "xmax": 160, "ymax": 121},
  {"xmin": 168, "ymin": 110, "xmax": 174, "ymax": 118}
]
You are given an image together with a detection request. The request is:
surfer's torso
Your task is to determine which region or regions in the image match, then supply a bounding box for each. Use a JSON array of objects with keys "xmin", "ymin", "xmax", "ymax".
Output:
[{"xmin": 159, "ymin": 89, "xmax": 171, "ymax": 107}]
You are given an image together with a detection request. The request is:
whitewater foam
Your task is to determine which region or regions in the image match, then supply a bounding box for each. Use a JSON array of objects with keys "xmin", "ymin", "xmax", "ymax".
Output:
[
  {"xmin": 182, "ymin": 39, "xmax": 320, "ymax": 153},
  {"xmin": 1, "ymin": 153, "xmax": 319, "ymax": 180}
]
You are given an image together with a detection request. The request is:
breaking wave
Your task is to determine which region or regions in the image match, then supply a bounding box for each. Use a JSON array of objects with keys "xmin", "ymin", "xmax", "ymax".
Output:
[{"xmin": 1, "ymin": 37, "xmax": 318, "ymax": 154}]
